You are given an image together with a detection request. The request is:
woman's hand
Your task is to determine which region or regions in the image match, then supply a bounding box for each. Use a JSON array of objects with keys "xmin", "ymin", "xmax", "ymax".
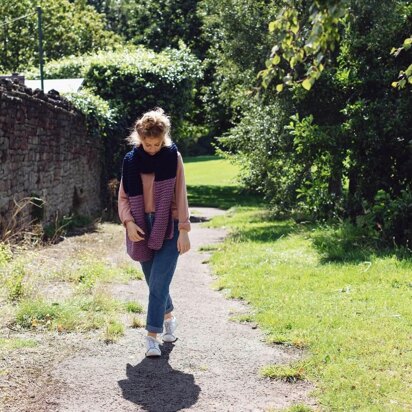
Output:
[
  {"xmin": 126, "ymin": 221, "xmax": 145, "ymax": 242},
  {"xmin": 177, "ymin": 230, "xmax": 190, "ymax": 255}
]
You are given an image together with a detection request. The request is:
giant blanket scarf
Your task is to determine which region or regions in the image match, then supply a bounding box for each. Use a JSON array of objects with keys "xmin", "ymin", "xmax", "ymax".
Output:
[{"xmin": 122, "ymin": 144, "xmax": 178, "ymax": 262}]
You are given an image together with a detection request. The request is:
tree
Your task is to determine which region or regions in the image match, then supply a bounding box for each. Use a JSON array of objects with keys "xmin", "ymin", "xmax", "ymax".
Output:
[{"xmin": 0, "ymin": 0, "xmax": 122, "ymax": 73}]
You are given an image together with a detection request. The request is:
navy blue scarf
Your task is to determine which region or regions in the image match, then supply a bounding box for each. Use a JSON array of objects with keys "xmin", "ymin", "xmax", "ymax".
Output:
[{"xmin": 122, "ymin": 144, "xmax": 178, "ymax": 261}]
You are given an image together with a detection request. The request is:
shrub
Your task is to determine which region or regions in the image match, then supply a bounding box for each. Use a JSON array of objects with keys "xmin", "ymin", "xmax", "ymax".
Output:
[
  {"xmin": 64, "ymin": 88, "xmax": 117, "ymax": 140},
  {"xmin": 361, "ymin": 188, "xmax": 412, "ymax": 247},
  {"xmin": 27, "ymin": 46, "xmax": 202, "ymax": 143}
]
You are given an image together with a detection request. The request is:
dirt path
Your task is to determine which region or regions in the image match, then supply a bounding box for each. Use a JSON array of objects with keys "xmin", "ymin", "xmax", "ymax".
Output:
[{"xmin": 1, "ymin": 208, "xmax": 315, "ymax": 412}]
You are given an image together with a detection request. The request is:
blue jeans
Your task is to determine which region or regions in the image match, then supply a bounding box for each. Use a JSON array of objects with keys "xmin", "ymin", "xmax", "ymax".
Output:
[{"xmin": 140, "ymin": 213, "xmax": 179, "ymax": 333}]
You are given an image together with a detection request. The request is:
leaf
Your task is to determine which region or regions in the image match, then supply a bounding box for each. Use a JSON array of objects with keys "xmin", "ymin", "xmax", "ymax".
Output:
[
  {"xmin": 403, "ymin": 37, "xmax": 412, "ymax": 47},
  {"xmin": 269, "ymin": 21, "xmax": 276, "ymax": 32},
  {"xmin": 276, "ymin": 84, "xmax": 284, "ymax": 93},
  {"xmin": 302, "ymin": 78, "xmax": 313, "ymax": 90},
  {"xmin": 291, "ymin": 24, "xmax": 299, "ymax": 34},
  {"xmin": 272, "ymin": 54, "xmax": 281, "ymax": 65}
]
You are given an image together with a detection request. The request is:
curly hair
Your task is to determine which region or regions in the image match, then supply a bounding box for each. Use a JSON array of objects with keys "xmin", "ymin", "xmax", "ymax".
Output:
[{"xmin": 127, "ymin": 107, "xmax": 172, "ymax": 147}]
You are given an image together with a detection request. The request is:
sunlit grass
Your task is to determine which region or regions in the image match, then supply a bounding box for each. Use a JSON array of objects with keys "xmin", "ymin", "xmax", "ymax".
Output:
[
  {"xmin": 125, "ymin": 301, "xmax": 143, "ymax": 313},
  {"xmin": 102, "ymin": 319, "xmax": 125, "ymax": 343},
  {"xmin": 208, "ymin": 207, "xmax": 412, "ymax": 411},
  {"xmin": 184, "ymin": 155, "xmax": 240, "ymax": 187},
  {"xmin": 184, "ymin": 156, "xmax": 263, "ymax": 209},
  {"xmin": 0, "ymin": 337, "xmax": 38, "ymax": 353}
]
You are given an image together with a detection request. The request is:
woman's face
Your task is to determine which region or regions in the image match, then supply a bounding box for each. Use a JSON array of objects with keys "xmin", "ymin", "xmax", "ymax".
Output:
[{"xmin": 141, "ymin": 136, "xmax": 164, "ymax": 156}]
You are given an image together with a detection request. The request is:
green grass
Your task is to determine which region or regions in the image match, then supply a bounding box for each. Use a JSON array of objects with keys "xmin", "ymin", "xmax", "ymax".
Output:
[
  {"xmin": 208, "ymin": 207, "xmax": 412, "ymax": 411},
  {"xmin": 261, "ymin": 363, "xmax": 305, "ymax": 383},
  {"xmin": 125, "ymin": 301, "xmax": 143, "ymax": 313},
  {"xmin": 0, "ymin": 337, "xmax": 38, "ymax": 352},
  {"xmin": 184, "ymin": 155, "xmax": 263, "ymax": 209},
  {"xmin": 13, "ymin": 290, "xmax": 136, "ymax": 337},
  {"xmin": 103, "ymin": 319, "xmax": 125, "ymax": 343},
  {"xmin": 184, "ymin": 155, "xmax": 240, "ymax": 187},
  {"xmin": 0, "ymin": 245, "xmax": 145, "ymax": 341}
]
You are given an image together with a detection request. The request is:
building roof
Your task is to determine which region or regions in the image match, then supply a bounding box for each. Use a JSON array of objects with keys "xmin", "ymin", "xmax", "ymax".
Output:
[{"xmin": 25, "ymin": 78, "xmax": 84, "ymax": 94}]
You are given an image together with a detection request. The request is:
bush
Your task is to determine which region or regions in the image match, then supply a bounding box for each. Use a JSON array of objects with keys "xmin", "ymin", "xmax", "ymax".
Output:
[
  {"xmin": 27, "ymin": 46, "xmax": 203, "ymax": 168},
  {"xmin": 361, "ymin": 188, "xmax": 412, "ymax": 247},
  {"xmin": 64, "ymin": 88, "xmax": 117, "ymax": 140},
  {"xmin": 27, "ymin": 46, "xmax": 202, "ymax": 141}
]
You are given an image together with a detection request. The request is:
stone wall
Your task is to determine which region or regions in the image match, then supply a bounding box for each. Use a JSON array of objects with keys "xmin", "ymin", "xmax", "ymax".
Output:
[{"xmin": 0, "ymin": 79, "xmax": 103, "ymax": 235}]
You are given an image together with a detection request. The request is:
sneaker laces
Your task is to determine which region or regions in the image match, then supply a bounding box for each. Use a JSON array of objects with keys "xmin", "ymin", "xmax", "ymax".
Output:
[{"xmin": 147, "ymin": 337, "xmax": 158, "ymax": 350}]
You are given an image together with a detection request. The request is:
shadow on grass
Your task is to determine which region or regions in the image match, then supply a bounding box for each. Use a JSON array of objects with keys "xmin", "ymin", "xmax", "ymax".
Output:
[
  {"xmin": 310, "ymin": 223, "xmax": 412, "ymax": 264},
  {"xmin": 230, "ymin": 222, "xmax": 295, "ymax": 243},
  {"xmin": 187, "ymin": 185, "xmax": 263, "ymax": 210}
]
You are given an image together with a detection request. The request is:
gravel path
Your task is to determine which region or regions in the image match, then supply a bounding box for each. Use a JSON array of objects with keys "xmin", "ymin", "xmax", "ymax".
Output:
[{"xmin": 1, "ymin": 207, "xmax": 316, "ymax": 411}]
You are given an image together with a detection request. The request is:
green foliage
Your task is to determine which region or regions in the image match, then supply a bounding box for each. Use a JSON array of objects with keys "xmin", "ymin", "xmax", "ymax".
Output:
[
  {"xmin": 103, "ymin": 318, "xmax": 124, "ymax": 343},
  {"xmin": 391, "ymin": 36, "xmax": 412, "ymax": 89},
  {"xmin": 81, "ymin": 47, "xmax": 202, "ymax": 142},
  {"xmin": 91, "ymin": 0, "xmax": 204, "ymax": 56},
  {"xmin": 311, "ymin": 222, "xmax": 379, "ymax": 262},
  {"xmin": 218, "ymin": 99, "xmax": 299, "ymax": 213},
  {"xmin": 125, "ymin": 301, "xmax": 143, "ymax": 314},
  {"xmin": 216, "ymin": 0, "xmax": 412, "ymax": 244},
  {"xmin": 199, "ymin": 0, "xmax": 278, "ymax": 110},
  {"xmin": 0, "ymin": 0, "xmax": 122, "ymax": 73},
  {"xmin": 29, "ymin": 46, "xmax": 203, "ymax": 161},
  {"xmin": 0, "ymin": 243, "xmax": 12, "ymax": 267},
  {"xmin": 363, "ymin": 188, "xmax": 412, "ymax": 247},
  {"xmin": 65, "ymin": 88, "xmax": 117, "ymax": 140},
  {"xmin": 15, "ymin": 299, "xmax": 62, "ymax": 329},
  {"xmin": 5, "ymin": 264, "xmax": 26, "ymax": 302},
  {"xmin": 260, "ymin": 0, "xmax": 348, "ymax": 90}
]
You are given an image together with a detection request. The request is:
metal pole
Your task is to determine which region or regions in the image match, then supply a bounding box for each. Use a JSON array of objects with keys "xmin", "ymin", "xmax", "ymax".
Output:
[
  {"xmin": 2, "ymin": 19, "xmax": 8, "ymax": 70},
  {"xmin": 37, "ymin": 6, "xmax": 44, "ymax": 91}
]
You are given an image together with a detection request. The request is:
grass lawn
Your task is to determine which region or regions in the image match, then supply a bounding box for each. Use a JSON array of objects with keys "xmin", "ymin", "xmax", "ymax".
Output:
[
  {"xmin": 184, "ymin": 155, "xmax": 263, "ymax": 209},
  {"xmin": 207, "ymin": 207, "xmax": 412, "ymax": 411}
]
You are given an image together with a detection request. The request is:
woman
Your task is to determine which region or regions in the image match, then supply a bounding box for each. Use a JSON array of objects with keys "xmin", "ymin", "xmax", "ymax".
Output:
[{"xmin": 118, "ymin": 108, "xmax": 191, "ymax": 357}]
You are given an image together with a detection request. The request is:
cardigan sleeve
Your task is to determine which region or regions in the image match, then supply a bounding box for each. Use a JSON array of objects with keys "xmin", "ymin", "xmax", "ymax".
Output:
[
  {"xmin": 118, "ymin": 178, "xmax": 135, "ymax": 226},
  {"xmin": 176, "ymin": 153, "xmax": 191, "ymax": 232}
]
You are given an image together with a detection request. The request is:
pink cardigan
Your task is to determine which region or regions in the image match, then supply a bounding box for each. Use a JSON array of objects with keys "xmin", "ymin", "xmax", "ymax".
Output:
[{"xmin": 118, "ymin": 152, "xmax": 191, "ymax": 232}]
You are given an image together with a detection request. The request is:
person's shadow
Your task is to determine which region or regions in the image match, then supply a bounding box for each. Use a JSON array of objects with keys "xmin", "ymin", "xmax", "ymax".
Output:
[{"xmin": 118, "ymin": 342, "xmax": 201, "ymax": 412}]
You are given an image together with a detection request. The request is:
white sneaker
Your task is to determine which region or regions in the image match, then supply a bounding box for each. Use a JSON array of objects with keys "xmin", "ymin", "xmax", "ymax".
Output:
[
  {"xmin": 162, "ymin": 316, "xmax": 177, "ymax": 342},
  {"xmin": 145, "ymin": 336, "xmax": 161, "ymax": 357}
]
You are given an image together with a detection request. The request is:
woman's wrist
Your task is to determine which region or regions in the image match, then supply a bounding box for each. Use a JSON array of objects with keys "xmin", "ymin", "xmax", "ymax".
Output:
[{"xmin": 124, "ymin": 219, "xmax": 135, "ymax": 227}]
